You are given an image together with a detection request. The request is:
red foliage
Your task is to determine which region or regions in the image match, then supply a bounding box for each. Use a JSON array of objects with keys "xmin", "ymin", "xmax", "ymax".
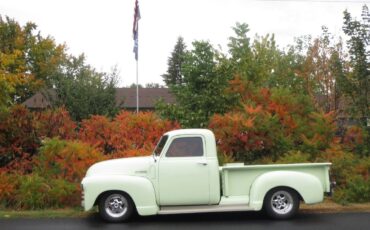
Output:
[
  {"xmin": 34, "ymin": 107, "xmax": 77, "ymax": 140},
  {"xmin": 0, "ymin": 105, "xmax": 39, "ymax": 168}
]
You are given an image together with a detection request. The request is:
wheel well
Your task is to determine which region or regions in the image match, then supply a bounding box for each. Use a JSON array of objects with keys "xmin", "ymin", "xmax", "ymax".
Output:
[
  {"xmin": 94, "ymin": 190, "xmax": 137, "ymax": 210},
  {"xmin": 263, "ymin": 186, "xmax": 303, "ymax": 204}
]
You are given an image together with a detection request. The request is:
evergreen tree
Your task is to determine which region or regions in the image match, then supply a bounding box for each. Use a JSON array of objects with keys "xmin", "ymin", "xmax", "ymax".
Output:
[
  {"xmin": 157, "ymin": 41, "xmax": 232, "ymax": 127},
  {"xmin": 341, "ymin": 5, "xmax": 370, "ymax": 121},
  {"xmin": 161, "ymin": 36, "xmax": 186, "ymax": 86}
]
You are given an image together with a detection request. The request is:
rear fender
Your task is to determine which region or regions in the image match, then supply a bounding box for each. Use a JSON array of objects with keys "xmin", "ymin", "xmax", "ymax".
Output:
[{"xmin": 249, "ymin": 171, "xmax": 323, "ymax": 210}]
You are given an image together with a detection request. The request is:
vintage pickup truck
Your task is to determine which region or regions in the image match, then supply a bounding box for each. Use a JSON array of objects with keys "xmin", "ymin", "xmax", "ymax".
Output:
[{"xmin": 81, "ymin": 129, "xmax": 332, "ymax": 222}]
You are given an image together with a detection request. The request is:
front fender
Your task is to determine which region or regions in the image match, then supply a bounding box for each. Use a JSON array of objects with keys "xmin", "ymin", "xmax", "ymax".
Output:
[
  {"xmin": 81, "ymin": 175, "xmax": 158, "ymax": 216},
  {"xmin": 249, "ymin": 171, "xmax": 323, "ymax": 210}
]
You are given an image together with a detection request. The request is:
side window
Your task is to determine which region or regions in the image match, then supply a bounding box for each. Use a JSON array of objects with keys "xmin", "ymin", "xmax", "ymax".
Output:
[{"xmin": 166, "ymin": 137, "xmax": 204, "ymax": 157}]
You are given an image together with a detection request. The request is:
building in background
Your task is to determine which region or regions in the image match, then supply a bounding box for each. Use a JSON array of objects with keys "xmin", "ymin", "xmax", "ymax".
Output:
[{"xmin": 23, "ymin": 88, "xmax": 175, "ymax": 111}]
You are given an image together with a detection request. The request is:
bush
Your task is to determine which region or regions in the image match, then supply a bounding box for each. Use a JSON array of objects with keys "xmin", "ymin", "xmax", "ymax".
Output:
[
  {"xmin": 345, "ymin": 176, "xmax": 370, "ymax": 202},
  {"xmin": 319, "ymin": 147, "xmax": 370, "ymax": 203},
  {"xmin": 13, "ymin": 174, "xmax": 78, "ymax": 209},
  {"xmin": 78, "ymin": 115, "xmax": 117, "ymax": 154},
  {"xmin": 0, "ymin": 105, "xmax": 39, "ymax": 167},
  {"xmin": 34, "ymin": 107, "xmax": 77, "ymax": 140},
  {"xmin": 0, "ymin": 171, "xmax": 16, "ymax": 208},
  {"xmin": 342, "ymin": 126, "xmax": 370, "ymax": 157},
  {"xmin": 35, "ymin": 138, "xmax": 105, "ymax": 183},
  {"xmin": 0, "ymin": 105, "xmax": 77, "ymax": 169},
  {"xmin": 79, "ymin": 111, "xmax": 180, "ymax": 155},
  {"xmin": 333, "ymin": 176, "xmax": 370, "ymax": 204},
  {"xmin": 275, "ymin": 150, "xmax": 311, "ymax": 164},
  {"xmin": 209, "ymin": 87, "xmax": 336, "ymax": 162}
]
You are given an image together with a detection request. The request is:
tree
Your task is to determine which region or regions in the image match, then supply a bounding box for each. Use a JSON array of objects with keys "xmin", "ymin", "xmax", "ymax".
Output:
[
  {"xmin": 340, "ymin": 5, "xmax": 370, "ymax": 121},
  {"xmin": 145, "ymin": 83, "xmax": 164, "ymax": 88},
  {"xmin": 129, "ymin": 83, "xmax": 143, "ymax": 88},
  {"xmin": 161, "ymin": 36, "xmax": 186, "ymax": 86},
  {"xmin": 52, "ymin": 55, "xmax": 119, "ymax": 121},
  {"xmin": 157, "ymin": 41, "xmax": 233, "ymax": 127},
  {"xmin": 0, "ymin": 76, "xmax": 14, "ymax": 113},
  {"xmin": 299, "ymin": 27, "xmax": 345, "ymax": 113},
  {"xmin": 227, "ymin": 23, "xmax": 254, "ymax": 83},
  {"xmin": 0, "ymin": 16, "xmax": 66, "ymax": 104}
]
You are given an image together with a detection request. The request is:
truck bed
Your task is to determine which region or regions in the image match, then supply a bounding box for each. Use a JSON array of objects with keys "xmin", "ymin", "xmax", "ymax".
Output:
[{"xmin": 220, "ymin": 162, "xmax": 331, "ymax": 199}]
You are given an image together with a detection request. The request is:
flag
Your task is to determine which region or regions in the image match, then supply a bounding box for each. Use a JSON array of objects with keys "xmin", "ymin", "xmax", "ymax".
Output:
[{"xmin": 133, "ymin": 0, "xmax": 140, "ymax": 61}]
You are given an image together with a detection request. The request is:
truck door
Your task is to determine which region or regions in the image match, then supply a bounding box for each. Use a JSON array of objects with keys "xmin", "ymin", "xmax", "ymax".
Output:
[{"xmin": 158, "ymin": 136, "xmax": 210, "ymax": 206}]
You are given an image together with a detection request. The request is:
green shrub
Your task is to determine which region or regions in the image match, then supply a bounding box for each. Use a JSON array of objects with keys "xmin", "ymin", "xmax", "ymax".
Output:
[
  {"xmin": 275, "ymin": 150, "xmax": 311, "ymax": 163},
  {"xmin": 333, "ymin": 176, "xmax": 370, "ymax": 204},
  {"xmin": 14, "ymin": 174, "xmax": 78, "ymax": 209},
  {"xmin": 345, "ymin": 176, "xmax": 370, "ymax": 202}
]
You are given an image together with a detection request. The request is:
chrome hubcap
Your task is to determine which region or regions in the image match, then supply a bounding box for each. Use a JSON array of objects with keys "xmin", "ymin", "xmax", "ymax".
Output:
[
  {"xmin": 270, "ymin": 191, "xmax": 293, "ymax": 214},
  {"xmin": 105, "ymin": 194, "xmax": 128, "ymax": 218}
]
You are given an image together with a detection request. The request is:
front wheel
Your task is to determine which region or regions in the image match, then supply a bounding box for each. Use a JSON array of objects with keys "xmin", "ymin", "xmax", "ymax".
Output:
[
  {"xmin": 263, "ymin": 187, "xmax": 300, "ymax": 219},
  {"xmin": 98, "ymin": 192, "xmax": 134, "ymax": 222}
]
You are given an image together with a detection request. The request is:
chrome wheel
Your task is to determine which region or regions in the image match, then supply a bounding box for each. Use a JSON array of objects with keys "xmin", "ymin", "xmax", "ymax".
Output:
[
  {"xmin": 264, "ymin": 187, "xmax": 299, "ymax": 219},
  {"xmin": 270, "ymin": 190, "xmax": 293, "ymax": 214},
  {"xmin": 104, "ymin": 194, "xmax": 128, "ymax": 218}
]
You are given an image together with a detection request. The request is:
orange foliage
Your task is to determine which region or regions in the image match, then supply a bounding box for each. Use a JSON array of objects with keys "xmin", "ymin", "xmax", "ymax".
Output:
[
  {"xmin": 35, "ymin": 138, "xmax": 105, "ymax": 183},
  {"xmin": 244, "ymin": 105, "xmax": 262, "ymax": 114},
  {"xmin": 79, "ymin": 111, "xmax": 180, "ymax": 156},
  {"xmin": 79, "ymin": 115, "xmax": 116, "ymax": 154},
  {"xmin": 0, "ymin": 171, "xmax": 16, "ymax": 204},
  {"xmin": 342, "ymin": 126, "xmax": 364, "ymax": 150},
  {"xmin": 209, "ymin": 79, "xmax": 337, "ymax": 161}
]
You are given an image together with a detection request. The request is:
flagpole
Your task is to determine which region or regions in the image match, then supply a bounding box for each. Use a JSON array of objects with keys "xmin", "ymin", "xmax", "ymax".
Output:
[
  {"xmin": 136, "ymin": 56, "xmax": 139, "ymax": 113},
  {"xmin": 133, "ymin": 0, "xmax": 140, "ymax": 114}
]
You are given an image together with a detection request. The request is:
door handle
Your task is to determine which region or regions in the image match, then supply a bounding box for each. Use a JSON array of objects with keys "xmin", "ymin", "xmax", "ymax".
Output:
[{"xmin": 197, "ymin": 161, "xmax": 208, "ymax": 166}]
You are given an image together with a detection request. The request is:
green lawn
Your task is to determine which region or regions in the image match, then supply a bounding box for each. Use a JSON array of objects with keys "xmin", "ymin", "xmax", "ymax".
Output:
[{"xmin": 0, "ymin": 208, "xmax": 91, "ymax": 219}]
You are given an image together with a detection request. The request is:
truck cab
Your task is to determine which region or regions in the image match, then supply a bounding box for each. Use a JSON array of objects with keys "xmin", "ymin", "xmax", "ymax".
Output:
[{"xmin": 152, "ymin": 129, "xmax": 220, "ymax": 206}]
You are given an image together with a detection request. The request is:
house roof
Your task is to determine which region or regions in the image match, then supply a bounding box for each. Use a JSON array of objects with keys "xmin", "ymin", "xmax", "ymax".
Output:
[
  {"xmin": 23, "ymin": 88, "xmax": 175, "ymax": 109},
  {"xmin": 115, "ymin": 88, "xmax": 175, "ymax": 109}
]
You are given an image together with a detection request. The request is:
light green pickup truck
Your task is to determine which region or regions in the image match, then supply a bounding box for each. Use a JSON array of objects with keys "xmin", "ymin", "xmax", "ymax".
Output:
[{"xmin": 81, "ymin": 129, "xmax": 333, "ymax": 222}]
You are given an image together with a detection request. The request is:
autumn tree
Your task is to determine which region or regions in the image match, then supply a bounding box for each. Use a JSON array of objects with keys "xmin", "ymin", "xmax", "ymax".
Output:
[
  {"xmin": 0, "ymin": 16, "xmax": 66, "ymax": 104},
  {"xmin": 298, "ymin": 27, "xmax": 346, "ymax": 113}
]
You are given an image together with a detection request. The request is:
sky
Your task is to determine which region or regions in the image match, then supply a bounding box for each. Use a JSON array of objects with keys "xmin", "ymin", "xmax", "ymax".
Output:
[{"xmin": 0, "ymin": 0, "xmax": 368, "ymax": 86}]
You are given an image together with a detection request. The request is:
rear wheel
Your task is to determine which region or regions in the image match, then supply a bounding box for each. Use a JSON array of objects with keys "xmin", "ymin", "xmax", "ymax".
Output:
[
  {"xmin": 263, "ymin": 187, "xmax": 299, "ymax": 219},
  {"xmin": 98, "ymin": 192, "xmax": 134, "ymax": 222}
]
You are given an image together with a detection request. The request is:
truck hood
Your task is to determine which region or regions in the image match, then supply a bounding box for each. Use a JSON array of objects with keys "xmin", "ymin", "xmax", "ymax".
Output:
[{"xmin": 85, "ymin": 156, "xmax": 153, "ymax": 177}]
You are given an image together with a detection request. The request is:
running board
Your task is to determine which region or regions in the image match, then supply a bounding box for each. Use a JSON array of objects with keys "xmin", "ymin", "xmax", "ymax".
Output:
[{"xmin": 158, "ymin": 204, "xmax": 254, "ymax": 215}]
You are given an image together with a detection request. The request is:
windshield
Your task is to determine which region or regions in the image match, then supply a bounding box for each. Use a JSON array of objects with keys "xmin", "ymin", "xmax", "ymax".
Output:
[{"xmin": 154, "ymin": 135, "xmax": 168, "ymax": 157}]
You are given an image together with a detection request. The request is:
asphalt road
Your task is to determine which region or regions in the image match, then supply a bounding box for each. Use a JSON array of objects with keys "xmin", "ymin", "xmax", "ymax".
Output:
[{"xmin": 1, "ymin": 211, "xmax": 370, "ymax": 230}]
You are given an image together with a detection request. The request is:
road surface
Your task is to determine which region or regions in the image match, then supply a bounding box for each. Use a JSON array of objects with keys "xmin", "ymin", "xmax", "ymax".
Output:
[{"xmin": 1, "ymin": 211, "xmax": 369, "ymax": 230}]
